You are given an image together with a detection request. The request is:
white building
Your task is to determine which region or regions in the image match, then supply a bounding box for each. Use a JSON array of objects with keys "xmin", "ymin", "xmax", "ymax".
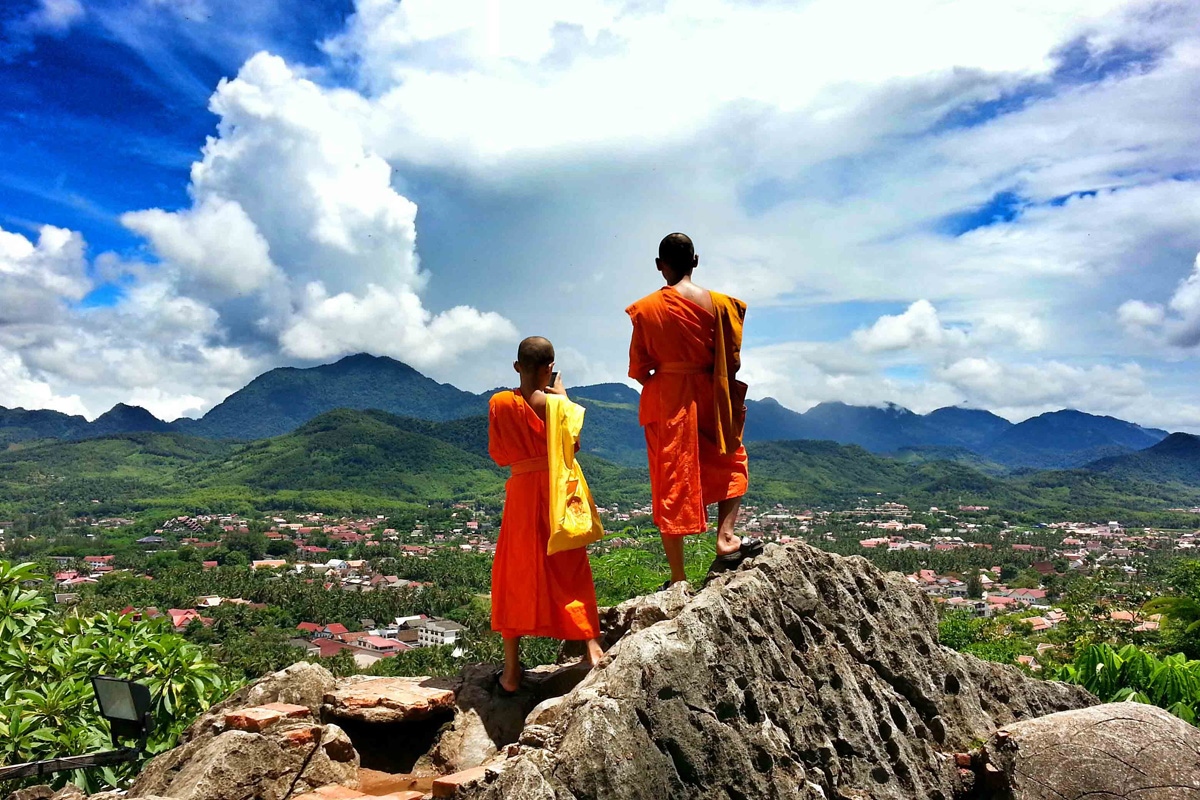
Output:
[{"xmin": 417, "ymin": 619, "xmax": 466, "ymax": 647}]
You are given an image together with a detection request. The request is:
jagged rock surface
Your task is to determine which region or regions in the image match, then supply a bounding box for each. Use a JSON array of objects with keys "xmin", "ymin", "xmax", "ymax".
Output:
[
  {"xmin": 185, "ymin": 663, "xmax": 337, "ymax": 743},
  {"xmin": 421, "ymin": 662, "xmax": 595, "ymax": 775},
  {"xmin": 464, "ymin": 541, "xmax": 1095, "ymax": 800},
  {"xmin": 131, "ymin": 701, "xmax": 357, "ymax": 800},
  {"xmin": 981, "ymin": 702, "xmax": 1200, "ymax": 799}
]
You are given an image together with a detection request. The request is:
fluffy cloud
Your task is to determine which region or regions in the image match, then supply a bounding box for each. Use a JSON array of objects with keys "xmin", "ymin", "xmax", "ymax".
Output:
[
  {"xmin": 853, "ymin": 301, "xmax": 963, "ymax": 352},
  {"xmin": 279, "ymin": 282, "xmax": 516, "ymax": 365},
  {"xmin": 1118, "ymin": 252, "xmax": 1200, "ymax": 347},
  {"xmin": 122, "ymin": 197, "xmax": 280, "ymax": 298},
  {"xmin": 0, "ymin": 225, "xmax": 90, "ymax": 323},
  {"xmin": 851, "ymin": 301, "xmax": 1044, "ymax": 355},
  {"xmin": 7, "ymin": 0, "xmax": 1200, "ymax": 430}
]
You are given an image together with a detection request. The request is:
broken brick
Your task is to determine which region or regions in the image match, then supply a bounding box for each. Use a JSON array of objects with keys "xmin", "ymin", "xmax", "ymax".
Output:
[
  {"xmin": 954, "ymin": 753, "xmax": 972, "ymax": 768},
  {"xmin": 224, "ymin": 707, "xmax": 284, "ymax": 732},
  {"xmin": 432, "ymin": 766, "xmax": 494, "ymax": 797},
  {"xmin": 313, "ymin": 786, "xmax": 365, "ymax": 800},
  {"xmin": 280, "ymin": 726, "xmax": 320, "ymax": 748},
  {"xmin": 262, "ymin": 702, "xmax": 312, "ymax": 719}
]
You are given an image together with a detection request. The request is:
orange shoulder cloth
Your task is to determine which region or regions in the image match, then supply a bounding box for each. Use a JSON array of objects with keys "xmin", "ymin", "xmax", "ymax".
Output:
[{"xmin": 711, "ymin": 291, "xmax": 748, "ymax": 455}]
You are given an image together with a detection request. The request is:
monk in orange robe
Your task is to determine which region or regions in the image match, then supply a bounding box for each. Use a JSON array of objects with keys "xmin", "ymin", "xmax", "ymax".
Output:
[
  {"xmin": 489, "ymin": 336, "xmax": 603, "ymax": 694},
  {"xmin": 626, "ymin": 233, "xmax": 761, "ymax": 586}
]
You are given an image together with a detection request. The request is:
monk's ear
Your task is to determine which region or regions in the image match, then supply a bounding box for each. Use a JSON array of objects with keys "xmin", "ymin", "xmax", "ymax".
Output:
[
  {"xmin": 655, "ymin": 257, "xmax": 664, "ymax": 274},
  {"xmin": 692, "ymin": 254, "xmax": 699, "ymax": 271},
  {"xmin": 513, "ymin": 361, "xmax": 521, "ymax": 375}
]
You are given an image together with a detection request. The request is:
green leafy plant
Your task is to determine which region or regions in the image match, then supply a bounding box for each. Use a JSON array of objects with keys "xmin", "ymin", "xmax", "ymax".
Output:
[
  {"xmin": 0, "ymin": 561, "xmax": 229, "ymax": 793},
  {"xmin": 1055, "ymin": 643, "xmax": 1200, "ymax": 726}
]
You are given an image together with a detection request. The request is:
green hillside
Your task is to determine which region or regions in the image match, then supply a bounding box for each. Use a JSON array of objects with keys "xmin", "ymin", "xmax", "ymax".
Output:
[
  {"xmin": 194, "ymin": 409, "xmax": 504, "ymax": 503},
  {"xmin": 173, "ymin": 354, "xmax": 487, "ymax": 440},
  {"xmin": 0, "ymin": 433, "xmax": 235, "ymax": 514},
  {"xmin": 2, "ymin": 410, "xmax": 1197, "ymax": 525}
]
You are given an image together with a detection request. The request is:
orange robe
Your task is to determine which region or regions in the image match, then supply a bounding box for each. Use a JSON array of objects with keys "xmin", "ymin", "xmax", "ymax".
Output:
[
  {"xmin": 488, "ymin": 390, "xmax": 601, "ymax": 641},
  {"xmin": 626, "ymin": 287, "xmax": 750, "ymax": 536}
]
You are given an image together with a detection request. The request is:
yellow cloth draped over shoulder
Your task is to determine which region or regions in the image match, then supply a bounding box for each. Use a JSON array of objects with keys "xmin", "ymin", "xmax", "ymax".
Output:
[
  {"xmin": 487, "ymin": 389, "xmax": 600, "ymax": 641},
  {"xmin": 626, "ymin": 287, "xmax": 750, "ymax": 536},
  {"xmin": 544, "ymin": 394, "xmax": 605, "ymax": 555}
]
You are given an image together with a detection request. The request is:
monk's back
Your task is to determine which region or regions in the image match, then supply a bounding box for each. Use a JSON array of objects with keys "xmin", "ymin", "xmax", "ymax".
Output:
[
  {"xmin": 488, "ymin": 390, "xmax": 547, "ymax": 467},
  {"xmin": 626, "ymin": 286, "xmax": 718, "ymax": 368}
]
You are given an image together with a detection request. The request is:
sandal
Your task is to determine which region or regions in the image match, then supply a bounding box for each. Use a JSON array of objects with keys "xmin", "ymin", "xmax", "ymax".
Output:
[{"xmin": 704, "ymin": 537, "xmax": 765, "ymax": 582}]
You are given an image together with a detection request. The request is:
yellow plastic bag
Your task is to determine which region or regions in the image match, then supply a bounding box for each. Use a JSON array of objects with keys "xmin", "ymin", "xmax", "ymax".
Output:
[{"xmin": 545, "ymin": 394, "xmax": 605, "ymax": 555}]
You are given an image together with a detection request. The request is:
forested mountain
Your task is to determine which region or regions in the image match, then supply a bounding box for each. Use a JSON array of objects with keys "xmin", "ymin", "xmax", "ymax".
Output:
[
  {"xmin": 0, "ymin": 353, "xmax": 1179, "ymax": 471},
  {"xmin": 1, "ymin": 408, "xmax": 1195, "ymax": 524},
  {"xmin": 1086, "ymin": 433, "xmax": 1200, "ymax": 487},
  {"xmin": 172, "ymin": 354, "xmax": 488, "ymax": 440},
  {"xmin": 981, "ymin": 409, "xmax": 1167, "ymax": 469}
]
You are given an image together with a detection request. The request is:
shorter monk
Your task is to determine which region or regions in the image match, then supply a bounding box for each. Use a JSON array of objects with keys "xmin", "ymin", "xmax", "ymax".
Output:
[{"xmin": 488, "ymin": 336, "xmax": 604, "ymax": 694}]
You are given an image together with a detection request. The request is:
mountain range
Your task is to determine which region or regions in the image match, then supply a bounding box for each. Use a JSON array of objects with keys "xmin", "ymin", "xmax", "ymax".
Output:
[{"xmin": 0, "ymin": 353, "xmax": 1178, "ymax": 470}]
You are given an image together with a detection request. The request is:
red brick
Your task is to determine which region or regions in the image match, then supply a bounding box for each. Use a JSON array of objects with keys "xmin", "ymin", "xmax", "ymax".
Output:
[
  {"xmin": 280, "ymin": 726, "xmax": 320, "ymax": 748},
  {"xmin": 263, "ymin": 702, "xmax": 312, "ymax": 719},
  {"xmin": 431, "ymin": 766, "xmax": 492, "ymax": 798},
  {"xmin": 954, "ymin": 753, "xmax": 972, "ymax": 768},
  {"xmin": 224, "ymin": 707, "xmax": 284, "ymax": 732},
  {"xmin": 375, "ymin": 793, "xmax": 424, "ymax": 800},
  {"xmin": 314, "ymin": 786, "xmax": 365, "ymax": 800}
]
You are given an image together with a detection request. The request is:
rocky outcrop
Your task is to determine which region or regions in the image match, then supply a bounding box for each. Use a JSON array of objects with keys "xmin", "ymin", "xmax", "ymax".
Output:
[
  {"xmin": 130, "ymin": 702, "xmax": 357, "ymax": 800},
  {"xmin": 420, "ymin": 662, "xmax": 595, "ymax": 776},
  {"xmin": 980, "ymin": 702, "xmax": 1200, "ymax": 799},
  {"xmin": 462, "ymin": 542, "xmax": 1095, "ymax": 800},
  {"xmin": 324, "ymin": 678, "xmax": 457, "ymax": 724},
  {"xmin": 185, "ymin": 663, "xmax": 337, "ymax": 743}
]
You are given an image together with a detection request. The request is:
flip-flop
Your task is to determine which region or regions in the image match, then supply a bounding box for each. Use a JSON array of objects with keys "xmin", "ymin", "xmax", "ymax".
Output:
[{"xmin": 704, "ymin": 538, "xmax": 766, "ymax": 582}]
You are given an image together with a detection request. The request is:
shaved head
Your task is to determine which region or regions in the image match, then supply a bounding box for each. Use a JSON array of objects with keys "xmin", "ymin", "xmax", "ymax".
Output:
[
  {"xmin": 516, "ymin": 336, "xmax": 555, "ymax": 372},
  {"xmin": 658, "ymin": 232, "xmax": 695, "ymax": 274}
]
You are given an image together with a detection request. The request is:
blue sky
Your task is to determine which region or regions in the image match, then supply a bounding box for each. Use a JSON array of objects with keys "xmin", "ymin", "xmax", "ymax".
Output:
[{"xmin": 2, "ymin": 0, "xmax": 1200, "ymax": 430}]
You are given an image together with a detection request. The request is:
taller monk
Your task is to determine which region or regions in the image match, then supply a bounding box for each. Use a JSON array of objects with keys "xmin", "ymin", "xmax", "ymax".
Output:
[{"xmin": 626, "ymin": 232, "xmax": 762, "ymax": 586}]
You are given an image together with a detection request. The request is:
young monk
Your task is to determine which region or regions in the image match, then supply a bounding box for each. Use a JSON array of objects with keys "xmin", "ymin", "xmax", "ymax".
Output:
[
  {"xmin": 626, "ymin": 232, "xmax": 762, "ymax": 587},
  {"xmin": 488, "ymin": 336, "xmax": 604, "ymax": 694}
]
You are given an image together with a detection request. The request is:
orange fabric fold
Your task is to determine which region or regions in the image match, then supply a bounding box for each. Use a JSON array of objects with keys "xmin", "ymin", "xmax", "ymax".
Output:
[
  {"xmin": 626, "ymin": 287, "xmax": 750, "ymax": 536},
  {"xmin": 711, "ymin": 291, "xmax": 749, "ymax": 456},
  {"xmin": 487, "ymin": 390, "xmax": 600, "ymax": 641},
  {"xmin": 509, "ymin": 456, "xmax": 548, "ymax": 476}
]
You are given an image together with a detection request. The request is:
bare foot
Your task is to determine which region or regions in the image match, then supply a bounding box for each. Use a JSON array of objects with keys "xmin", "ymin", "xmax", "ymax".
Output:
[
  {"xmin": 583, "ymin": 638, "xmax": 604, "ymax": 668},
  {"xmin": 499, "ymin": 667, "xmax": 522, "ymax": 693}
]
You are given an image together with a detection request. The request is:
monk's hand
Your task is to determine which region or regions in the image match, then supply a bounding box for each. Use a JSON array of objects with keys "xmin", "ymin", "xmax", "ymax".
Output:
[{"xmin": 545, "ymin": 372, "xmax": 567, "ymax": 396}]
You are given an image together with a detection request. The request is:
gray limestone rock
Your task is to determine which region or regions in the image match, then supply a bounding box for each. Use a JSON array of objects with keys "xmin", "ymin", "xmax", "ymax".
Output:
[
  {"xmin": 421, "ymin": 662, "xmax": 595, "ymax": 775},
  {"xmin": 185, "ymin": 663, "xmax": 336, "ymax": 743},
  {"xmin": 130, "ymin": 723, "xmax": 357, "ymax": 800},
  {"xmin": 464, "ymin": 541, "xmax": 1095, "ymax": 800},
  {"xmin": 982, "ymin": 702, "xmax": 1200, "ymax": 799}
]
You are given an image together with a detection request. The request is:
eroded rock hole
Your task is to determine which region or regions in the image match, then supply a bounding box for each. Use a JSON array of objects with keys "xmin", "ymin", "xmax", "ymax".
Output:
[
  {"xmin": 334, "ymin": 711, "xmax": 455, "ymax": 774},
  {"xmin": 752, "ymin": 746, "xmax": 774, "ymax": 773},
  {"xmin": 889, "ymin": 703, "xmax": 909, "ymax": 733},
  {"xmin": 943, "ymin": 674, "xmax": 961, "ymax": 696},
  {"xmin": 742, "ymin": 689, "xmax": 763, "ymax": 724},
  {"xmin": 871, "ymin": 766, "xmax": 890, "ymax": 784}
]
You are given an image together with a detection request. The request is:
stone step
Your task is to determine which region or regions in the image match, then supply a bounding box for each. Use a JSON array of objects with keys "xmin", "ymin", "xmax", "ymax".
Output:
[
  {"xmin": 324, "ymin": 677, "xmax": 457, "ymax": 723},
  {"xmin": 431, "ymin": 765, "xmax": 496, "ymax": 798}
]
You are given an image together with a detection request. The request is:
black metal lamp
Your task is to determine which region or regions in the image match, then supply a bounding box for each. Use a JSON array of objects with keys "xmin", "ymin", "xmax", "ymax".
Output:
[
  {"xmin": 0, "ymin": 677, "xmax": 153, "ymax": 781},
  {"xmin": 92, "ymin": 676, "xmax": 154, "ymax": 749}
]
